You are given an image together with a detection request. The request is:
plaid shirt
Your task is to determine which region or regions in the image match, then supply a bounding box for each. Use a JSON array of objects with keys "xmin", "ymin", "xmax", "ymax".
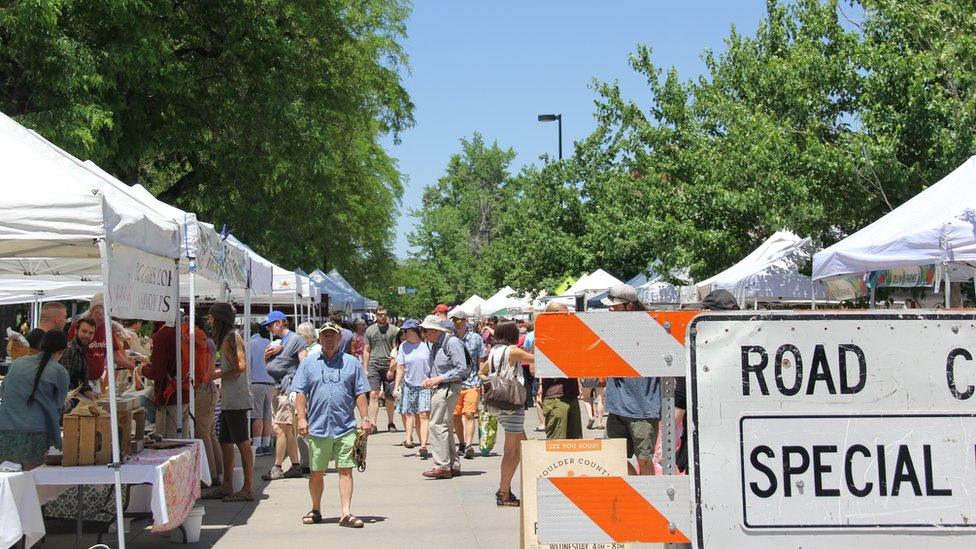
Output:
[{"xmin": 61, "ymin": 338, "xmax": 91, "ymax": 392}]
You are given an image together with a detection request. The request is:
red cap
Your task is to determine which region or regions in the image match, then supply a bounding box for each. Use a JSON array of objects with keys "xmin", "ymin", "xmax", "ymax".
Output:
[{"xmin": 433, "ymin": 304, "xmax": 450, "ymax": 314}]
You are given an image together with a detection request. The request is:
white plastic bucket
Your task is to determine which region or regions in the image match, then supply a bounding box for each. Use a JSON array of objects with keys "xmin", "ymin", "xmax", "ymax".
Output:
[
  {"xmin": 170, "ymin": 504, "xmax": 205, "ymax": 544},
  {"xmin": 232, "ymin": 466, "xmax": 244, "ymax": 493}
]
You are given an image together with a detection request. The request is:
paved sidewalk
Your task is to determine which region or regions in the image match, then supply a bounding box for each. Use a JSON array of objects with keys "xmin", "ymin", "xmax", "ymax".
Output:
[{"xmin": 41, "ymin": 409, "xmax": 583, "ymax": 548}]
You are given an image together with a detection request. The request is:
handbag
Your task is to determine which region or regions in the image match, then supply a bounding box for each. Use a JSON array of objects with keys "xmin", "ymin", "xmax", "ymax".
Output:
[{"xmin": 482, "ymin": 346, "xmax": 526, "ymax": 411}]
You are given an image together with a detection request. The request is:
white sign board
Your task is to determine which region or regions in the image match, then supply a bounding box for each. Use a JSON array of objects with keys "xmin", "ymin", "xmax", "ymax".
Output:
[
  {"xmin": 689, "ymin": 312, "xmax": 976, "ymax": 548},
  {"xmin": 108, "ymin": 244, "xmax": 176, "ymax": 322}
]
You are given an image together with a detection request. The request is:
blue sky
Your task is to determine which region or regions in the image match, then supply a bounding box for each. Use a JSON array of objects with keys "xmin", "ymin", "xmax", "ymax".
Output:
[{"xmin": 384, "ymin": 1, "xmax": 769, "ymax": 258}]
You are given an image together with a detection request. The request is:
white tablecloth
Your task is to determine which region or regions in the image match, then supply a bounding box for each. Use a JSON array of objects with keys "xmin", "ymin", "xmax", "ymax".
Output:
[
  {"xmin": 31, "ymin": 439, "xmax": 210, "ymax": 531},
  {"xmin": 0, "ymin": 471, "xmax": 45, "ymax": 548}
]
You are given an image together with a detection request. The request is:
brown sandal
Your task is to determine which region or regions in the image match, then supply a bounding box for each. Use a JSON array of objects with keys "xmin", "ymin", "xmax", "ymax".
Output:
[
  {"xmin": 339, "ymin": 514, "xmax": 364, "ymax": 528},
  {"xmin": 222, "ymin": 491, "xmax": 254, "ymax": 502}
]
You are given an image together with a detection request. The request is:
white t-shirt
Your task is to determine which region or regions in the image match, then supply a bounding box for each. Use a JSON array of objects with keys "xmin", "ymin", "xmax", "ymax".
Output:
[
  {"xmin": 397, "ymin": 341, "xmax": 431, "ymax": 387},
  {"xmin": 486, "ymin": 345, "xmax": 523, "ymax": 385}
]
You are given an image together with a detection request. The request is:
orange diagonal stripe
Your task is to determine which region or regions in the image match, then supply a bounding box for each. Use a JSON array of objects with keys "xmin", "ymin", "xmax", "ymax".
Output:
[
  {"xmin": 550, "ymin": 476, "xmax": 690, "ymax": 543},
  {"xmin": 648, "ymin": 310, "xmax": 698, "ymax": 346},
  {"xmin": 535, "ymin": 314, "xmax": 640, "ymax": 377}
]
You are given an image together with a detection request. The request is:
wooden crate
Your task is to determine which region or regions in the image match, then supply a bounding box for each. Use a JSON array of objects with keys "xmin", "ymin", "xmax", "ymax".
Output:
[
  {"xmin": 62, "ymin": 415, "xmax": 113, "ymax": 466},
  {"xmin": 62, "ymin": 407, "xmax": 145, "ymax": 465}
]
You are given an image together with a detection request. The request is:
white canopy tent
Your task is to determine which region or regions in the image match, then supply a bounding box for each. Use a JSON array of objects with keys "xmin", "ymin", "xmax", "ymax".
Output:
[
  {"xmin": 814, "ymin": 156, "xmax": 976, "ymax": 306},
  {"xmin": 560, "ymin": 269, "xmax": 623, "ymax": 296},
  {"xmin": 480, "ymin": 286, "xmax": 517, "ymax": 316},
  {"xmin": 326, "ymin": 269, "xmax": 378, "ymax": 311},
  {"xmin": 697, "ymin": 230, "xmax": 824, "ymax": 307},
  {"xmin": 0, "ymin": 111, "xmax": 183, "ymax": 548},
  {"xmin": 450, "ymin": 295, "xmax": 485, "ymax": 317}
]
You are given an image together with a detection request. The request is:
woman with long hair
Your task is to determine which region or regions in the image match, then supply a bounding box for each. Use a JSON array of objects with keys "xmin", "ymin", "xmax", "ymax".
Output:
[
  {"xmin": 391, "ymin": 319, "xmax": 431, "ymax": 452},
  {"xmin": 480, "ymin": 321, "xmax": 535, "ymax": 506},
  {"xmin": 0, "ymin": 330, "xmax": 69, "ymax": 468},
  {"xmin": 204, "ymin": 302, "xmax": 254, "ymax": 502}
]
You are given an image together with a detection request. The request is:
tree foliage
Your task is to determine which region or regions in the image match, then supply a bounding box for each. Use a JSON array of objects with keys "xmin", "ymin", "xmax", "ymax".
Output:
[
  {"xmin": 405, "ymin": 0, "xmax": 976, "ymax": 305},
  {"xmin": 0, "ymin": 0, "xmax": 413, "ymax": 289}
]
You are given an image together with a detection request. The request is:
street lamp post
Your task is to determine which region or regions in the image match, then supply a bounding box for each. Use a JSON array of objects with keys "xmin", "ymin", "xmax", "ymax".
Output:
[{"xmin": 537, "ymin": 113, "xmax": 562, "ymax": 160}]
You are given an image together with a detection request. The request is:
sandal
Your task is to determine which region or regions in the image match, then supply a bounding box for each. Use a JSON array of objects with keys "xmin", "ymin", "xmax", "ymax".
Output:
[
  {"xmin": 339, "ymin": 514, "xmax": 364, "ymax": 528},
  {"xmin": 418, "ymin": 446, "xmax": 430, "ymax": 459},
  {"xmin": 302, "ymin": 509, "xmax": 322, "ymax": 525},
  {"xmin": 222, "ymin": 491, "xmax": 254, "ymax": 502},
  {"xmin": 496, "ymin": 490, "xmax": 520, "ymax": 507},
  {"xmin": 201, "ymin": 488, "xmax": 229, "ymax": 500}
]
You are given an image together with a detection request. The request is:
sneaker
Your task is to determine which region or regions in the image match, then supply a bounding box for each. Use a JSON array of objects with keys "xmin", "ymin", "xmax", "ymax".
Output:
[
  {"xmin": 388, "ymin": 422, "xmax": 397, "ymax": 432},
  {"xmin": 262, "ymin": 465, "xmax": 284, "ymax": 481},
  {"xmin": 464, "ymin": 446, "xmax": 475, "ymax": 460},
  {"xmin": 456, "ymin": 443, "xmax": 466, "ymax": 457},
  {"xmin": 283, "ymin": 464, "xmax": 304, "ymax": 478},
  {"xmin": 260, "ymin": 445, "xmax": 273, "ymax": 456}
]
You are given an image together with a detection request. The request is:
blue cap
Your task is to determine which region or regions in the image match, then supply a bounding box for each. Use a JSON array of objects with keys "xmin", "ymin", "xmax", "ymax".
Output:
[
  {"xmin": 401, "ymin": 318, "xmax": 421, "ymax": 331},
  {"xmin": 261, "ymin": 310, "xmax": 287, "ymax": 326},
  {"xmin": 442, "ymin": 319, "xmax": 454, "ymax": 331}
]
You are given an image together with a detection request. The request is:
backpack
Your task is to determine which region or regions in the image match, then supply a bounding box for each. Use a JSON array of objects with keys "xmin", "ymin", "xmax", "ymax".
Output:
[{"xmin": 180, "ymin": 323, "xmax": 213, "ymax": 386}]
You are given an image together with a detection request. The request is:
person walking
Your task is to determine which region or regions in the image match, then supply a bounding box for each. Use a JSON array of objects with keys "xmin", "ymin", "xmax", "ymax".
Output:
[
  {"xmin": 293, "ymin": 322, "xmax": 371, "ymax": 527},
  {"xmin": 249, "ymin": 323, "xmax": 275, "ymax": 456},
  {"xmin": 262, "ymin": 310, "xmax": 306, "ymax": 481},
  {"xmin": 602, "ymin": 284, "xmax": 660, "ymax": 475},
  {"xmin": 362, "ymin": 307, "xmax": 399, "ymax": 432},
  {"xmin": 351, "ymin": 319, "xmax": 366, "ymax": 359},
  {"xmin": 450, "ymin": 310, "xmax": 486, "ymax": 459},
  {"xmin": 204, "ymin": 302, "xmax": 254, "ymax": 501},
  {"xmin": 391, "ymin": 319, "xmax": 431, "ymax": 452},
  {"xmin": 480, "ymin": 321, "xmax": 536, "ymax": 506},
  {"xmin": 536, "ymin": 305, "xmax": 583, "ymax": 439},
  {"xmin": 419, "ymin": 315, "xmax": 468, "ymax": 479}
]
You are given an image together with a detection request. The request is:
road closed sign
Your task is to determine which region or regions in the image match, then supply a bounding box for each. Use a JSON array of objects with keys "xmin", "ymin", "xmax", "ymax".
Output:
[{"xmin": 689, "ymin": 312, "xmax": 976, "ymax": 548}]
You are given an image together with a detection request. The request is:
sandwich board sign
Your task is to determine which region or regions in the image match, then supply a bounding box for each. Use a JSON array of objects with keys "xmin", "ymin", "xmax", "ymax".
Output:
[{"xmin": 689, "ymin": 311, "xmax": 976, "ymax": 548}]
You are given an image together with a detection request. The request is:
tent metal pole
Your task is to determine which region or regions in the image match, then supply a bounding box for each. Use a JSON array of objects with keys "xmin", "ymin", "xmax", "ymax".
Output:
[
  {"xmin": 869, "ymin": 285, "xmax": 876, "ymax": 309},
  {"xmin": 244, "ymin": 289, "xmax": 252, "ymax": 440},
  {"xmin": 188, "ymin": 268, "xmax": 196, "ymax": 438},
  {"xmin": 945, "ymin": 264, "xmax": 951, "ymax": 308},
  {"xmin": 174, "ymin": 260, "xmax": 183, "ymax": 435},
  {"xmin": 97, "ymin": 239, "xmax": 127, "ymax": 549}
]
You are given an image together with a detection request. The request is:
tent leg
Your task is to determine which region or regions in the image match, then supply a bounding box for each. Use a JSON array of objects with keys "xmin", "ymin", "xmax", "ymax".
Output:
[
  {"xmin": 945, "ymin": 265, "xmax": 951, "ymax": 308},
  {"xmin": 188, "ymin": 269, "xmax": 196, "ymax": 438},
  {"xmin": 244, "ymin": 290, "xmax": 252, "ymax": 440},
  {"xmin": 174, "ymin": 260, "xmax": 183, "ymax": 436},
  {"xmin": 869, "ymin": 285, "xmax": 876, "ymax": 309},
  {"xmin": 97, "ymin": 239, "xmax": 127, "ymax": 549}
]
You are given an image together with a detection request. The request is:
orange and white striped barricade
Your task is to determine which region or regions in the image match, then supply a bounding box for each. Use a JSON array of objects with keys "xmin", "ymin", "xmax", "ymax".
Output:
[
  {"xmin": 537, "ymin": 475, "xmax": 692, "ymax": 545},
  {"xmin": 529, "ymin": 310, "xmax": 699, "ymax": 548}
]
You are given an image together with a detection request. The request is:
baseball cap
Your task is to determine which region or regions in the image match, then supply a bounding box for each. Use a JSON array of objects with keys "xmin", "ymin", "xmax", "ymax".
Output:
[
  {"xmin": 601, "ymin": 284, "xmax": 639, "ymax": 307},
  {"xmin": 433, "ymin": 304, "xmax": 450, "ymax": 314},
  {"xmin": 450, "ymin": 309, "xmax": 468, "ymax": 320},
  {"xmin": 317, "ymin": 321, "xmax": 342, "ymax": 335},
  {"xmin": 701, "ymin": 289, "xmax": 739, "ymax": 311},
  {"xmin": 401, "ymin": 318, "xmax": 421, "ymax": 331},
  {"xmin": 261, "ymin": 310, "xmax": 287, "ymax": 326}
]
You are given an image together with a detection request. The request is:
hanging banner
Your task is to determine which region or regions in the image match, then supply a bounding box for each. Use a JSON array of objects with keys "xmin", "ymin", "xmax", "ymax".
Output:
[
  {"xmin": 196, "ymin": 225, "xmax": 248, "ymax": 289},
  {"xmin": 822, "ymin": 265, "xmax": 937, "ymax": 301},
  {"xmin": 108, "ymin": 245, "xmax": 176, "ymax": 321}
]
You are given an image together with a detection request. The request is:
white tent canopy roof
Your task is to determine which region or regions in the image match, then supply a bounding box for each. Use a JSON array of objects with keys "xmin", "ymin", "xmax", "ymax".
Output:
[
  {"xmin": 451, "ymin": 295, "xmax": 485, "ymax": 317},
  {"xmin": 697, "ymin": 230, "xmax": 822, "ymax": 303},
  {"xmin": 0, "ymin": 112, "xmax": 180, "ymax": 260},
  {"xmin": 561, "ymin": 269, "xmax": 623, "ymax": 296},
  {"xmin": 480, "ymin": 286, "xmax": 516, "ymax": 316},
  {"xmin": 814, "ymin": 156, "xmax": 976, "ymax": 282}
]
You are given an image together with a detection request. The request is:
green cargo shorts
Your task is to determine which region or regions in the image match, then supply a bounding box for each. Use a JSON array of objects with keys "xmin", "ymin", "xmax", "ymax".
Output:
[
  {"xmin": 307, "ymin": 430, "xmax": 357, "ymax": 471},
  {"xmin": 606, "ymin": 413, "xmax": 658, "ymax": 460}
]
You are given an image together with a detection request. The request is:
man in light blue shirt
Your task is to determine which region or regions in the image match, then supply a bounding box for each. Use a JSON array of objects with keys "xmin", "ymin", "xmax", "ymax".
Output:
[
  {"xmin": 450, "ymin": 310, "xmax": 487, "ymax": 459},
  {"xmin": 292, "ymin": 322, "xmax": 370, "ymax": 527},
  {"xmin": 420, "ymin": 315, "xmax": 468, "ymax": 478}
]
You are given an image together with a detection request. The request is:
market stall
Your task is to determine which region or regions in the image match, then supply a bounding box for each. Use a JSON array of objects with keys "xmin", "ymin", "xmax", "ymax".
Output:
[
  {"xmin": 814, "ymin": 156, "xmax": 976, "ymax": 306},
  {"xmin": 0, "ymin": 111, "xmax": 185, "ymax": 547}
]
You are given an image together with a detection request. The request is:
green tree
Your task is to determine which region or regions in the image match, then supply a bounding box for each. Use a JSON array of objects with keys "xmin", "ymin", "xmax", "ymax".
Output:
[{"xmin": 0, "ymin": 0, "xmax": 413, "ymax": 289}]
